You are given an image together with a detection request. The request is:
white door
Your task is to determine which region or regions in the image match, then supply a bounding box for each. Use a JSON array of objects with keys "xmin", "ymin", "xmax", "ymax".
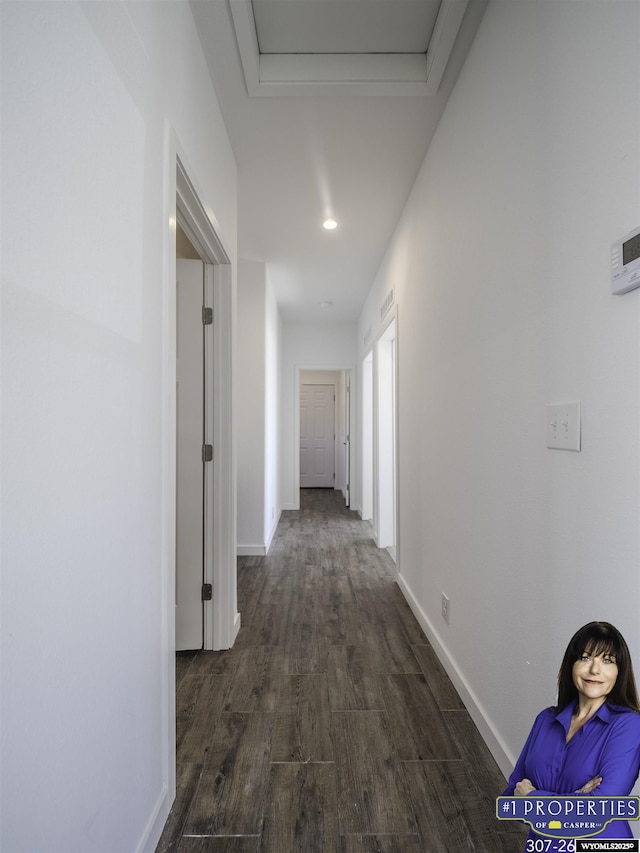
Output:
[
  {"xmin": 176, "ymin": 259, "xmax": 204, "ymax": 650},
  {"xmin": 300, "ymin": 384, "xmax": 335, "ymax": 488}
]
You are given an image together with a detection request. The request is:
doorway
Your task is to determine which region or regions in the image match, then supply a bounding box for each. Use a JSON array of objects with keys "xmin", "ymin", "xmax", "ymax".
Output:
[
  {"xmin": 375, "ymin": 317, "xmax": 397, "ymax": 557},
  {"xmin": 296, "ymin": 368, "xmax": 353, "ymax": 506},
  {"xmin": 161, "ymin": 139, "xmax": 239, "ymax": 836},
  {"xmin": 171, "ymin": 154, "xmax": 239, "ymax": 652}
]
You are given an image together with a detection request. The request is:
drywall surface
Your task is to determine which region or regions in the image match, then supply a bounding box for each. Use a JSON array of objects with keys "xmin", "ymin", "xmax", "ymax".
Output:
[
  {"xmin": 236, "ymin": 260, "xmax": 281, "ymax": 553},
  {"xmin": 1, "ymin": 2, "xmax": 237, "ymax": 850},
  {"xmin": 358, "ymin": 0, "xmax": 640, "ymax": 779},
  {"xmin": 264, "ymin": 272, "xmax": 282, "ymax": 549},
  {"xmin": 237, "ymin": 260, "xmax": 267, "ymax": 550}
]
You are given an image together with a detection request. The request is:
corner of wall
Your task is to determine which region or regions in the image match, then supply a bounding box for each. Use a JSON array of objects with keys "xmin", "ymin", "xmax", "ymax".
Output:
[{"xmin": 265, "ymin": 508, "xmax": 282, "ymax": 553}]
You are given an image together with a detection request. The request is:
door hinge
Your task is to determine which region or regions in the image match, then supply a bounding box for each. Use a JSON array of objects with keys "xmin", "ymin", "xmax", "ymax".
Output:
[
  {"xmin": 202, "ymin": 583, "xmax": 213, "ymax": 601},
  {"xmin": 202, "ymin": 306, "xmax": 213, "ymax": 325},
  {"xmin": 202, "ymin": 444, "xmax": 213, "ymax": 462}
]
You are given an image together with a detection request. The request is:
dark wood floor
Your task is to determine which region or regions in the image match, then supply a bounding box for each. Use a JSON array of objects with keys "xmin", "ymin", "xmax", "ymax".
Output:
[{"xmin": 157, "ymin": 489, "xmax": 526, "ymax": 852}]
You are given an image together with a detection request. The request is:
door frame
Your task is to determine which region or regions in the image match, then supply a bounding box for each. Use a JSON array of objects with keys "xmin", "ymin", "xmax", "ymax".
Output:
[
  {"xmin": 293, "ymin": 364, "xmax": 356, "ymax": 510},
  {"xmin": 161, "ymin": 128, "xmax": 240, "ymax": 816},
  {"xmin": 373, "ymin": 309, "xmax": 399, "ymax": 563},
  {"xmin": 173, "ymin": 154, "xmax": 239, "ymax": 651}
]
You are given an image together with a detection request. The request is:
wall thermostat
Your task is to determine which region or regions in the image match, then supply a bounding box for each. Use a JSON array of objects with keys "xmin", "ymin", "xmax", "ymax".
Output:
[{"xmin": 611, "ymin": 226, "xmax": 640, "ymax": 295}]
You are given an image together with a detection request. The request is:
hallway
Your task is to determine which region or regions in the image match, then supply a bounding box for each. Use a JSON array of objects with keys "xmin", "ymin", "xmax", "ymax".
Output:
[{"xmin": 158, "ymin": 490, "xmax": 526, "ymax": 852}]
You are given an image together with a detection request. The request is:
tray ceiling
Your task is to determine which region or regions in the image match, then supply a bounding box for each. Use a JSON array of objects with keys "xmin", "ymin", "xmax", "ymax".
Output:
[{"xmin": 230, "ymin": 0, "xmax": 470, "ymax": 96}]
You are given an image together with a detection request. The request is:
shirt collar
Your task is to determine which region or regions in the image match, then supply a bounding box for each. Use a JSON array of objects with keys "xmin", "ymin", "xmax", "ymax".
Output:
[{"xmin": 556, "ymin": 700, "xmax": 613, "ymax": 733}]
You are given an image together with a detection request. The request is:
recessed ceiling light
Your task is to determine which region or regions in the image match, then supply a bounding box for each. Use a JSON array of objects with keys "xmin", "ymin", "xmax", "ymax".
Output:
[{"xmin": 323, "ymin": 218, "xmax": 337, "ymax": 230}]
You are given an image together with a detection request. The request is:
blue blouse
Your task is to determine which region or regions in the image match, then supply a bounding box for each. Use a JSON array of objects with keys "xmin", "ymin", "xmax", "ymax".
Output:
[{"xmin": 503, "ymin": 702, "xmax": 640, "ymax": 842}]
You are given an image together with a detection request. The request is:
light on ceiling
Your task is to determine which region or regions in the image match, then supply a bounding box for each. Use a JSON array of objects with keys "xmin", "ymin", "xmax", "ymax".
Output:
[
  {"xmin": 323, "ymin": 218, "xmax": 337, "ymax": 230},
  {"xmin": 319, "ymin": 301, "xmax": 333, "ymax": 309}
]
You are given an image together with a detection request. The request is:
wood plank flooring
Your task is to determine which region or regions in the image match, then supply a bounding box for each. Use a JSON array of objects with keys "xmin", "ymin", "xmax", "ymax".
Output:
[{"xmin": 157, "ymin": 489, "xmax": 527, "ymax": 852}]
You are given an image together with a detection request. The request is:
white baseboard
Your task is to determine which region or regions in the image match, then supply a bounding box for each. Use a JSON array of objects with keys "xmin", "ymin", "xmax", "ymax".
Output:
[
  {"xmin": 397, "ymin": 571, "xmax": 515, "ymax": 781},
  {"xmin": 237, "ymin": 544, "xmax": 267, "ymax": 556},
  {"xmin": 237, "ymin": 509, "xmax": 282, "ymax": 556},
  {"xmin": 137, "ymin": 783, "xmax": 170, "ymax": 853}
]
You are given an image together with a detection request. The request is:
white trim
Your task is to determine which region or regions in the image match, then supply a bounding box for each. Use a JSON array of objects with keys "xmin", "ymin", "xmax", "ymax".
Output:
[
  {"xmin": 260, "ymin": 53, "xmax": 428, "ymax": 88},
  {"xmin": 176, "ymin": 157, "xmax": 230, "ymax": 266},
  {"xmin": 174, "ymin": 155, "xmax": 239, "ymax": 652},
  {"xmin": 228, "ymin": 0, "xmax": 261, "ymax": 95},
  {"xmin": 237, "ymin": 545, "xmax": 267, "ymax": 557},
  {"xmin": 237, "ymin": 509, "xmax": 281, "ymax": 557},
  {"xmin": 397, "ymin": 571, "xmax": 513, "ymax": 780},
  {"xmin": 136, "ymin": 782, "xmax": 170, "ymax": 853},
  {"xmin": 158, "ymin": 123, "xmax": 240, "ymax": 847},
  {"xmin": 425, "ymin": 0, "xmax": 470, "ymax": 95},
  {"xmin": 229, "ymin": 0, "xmax": 468, "ymax": 97},
  {"xmin": 372, "ymin": 308, "xmax": 399, "ymax": 571}
]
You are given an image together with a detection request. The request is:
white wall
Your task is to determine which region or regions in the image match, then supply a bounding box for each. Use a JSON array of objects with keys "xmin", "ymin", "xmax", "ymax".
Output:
[
  {"xmin": 264, "ymin": 272, "xmax": 281, "ymax": 547},
  {"xmin": 357, "ymin": 0, "xmax": 640, "ymax": 779},
  {"xmin": 237, "ymin": 260, "xmax": 267, "ymax": 551},
  {"xmin": 280, "ymin": 322, "xmax": 357, "ymax": 509},
  {"xmin": 1, "ymin": 3, "xmax": 237, "ymax": 851},
  {"xmin": 376, "ymin": 318, "xmax": 397, "ymax": 550},
  {"xmin": 237, "ymin": 260, "xmax": 281, "ymax": 554},
  {"xmin": 360, "ymin": 352, "xmax": 374, "ymax": 520}
]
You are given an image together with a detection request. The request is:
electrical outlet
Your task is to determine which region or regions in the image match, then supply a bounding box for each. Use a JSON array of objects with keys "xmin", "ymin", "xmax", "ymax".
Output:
[{"xmin": 441, "ymin": 593, "xmax": 450, "ymax": 624}]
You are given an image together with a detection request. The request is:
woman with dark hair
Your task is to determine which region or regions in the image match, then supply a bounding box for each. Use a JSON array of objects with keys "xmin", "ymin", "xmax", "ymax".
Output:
[{"xmin": 503, "ymin": 621, "xmax": 640, "ymax": 845}]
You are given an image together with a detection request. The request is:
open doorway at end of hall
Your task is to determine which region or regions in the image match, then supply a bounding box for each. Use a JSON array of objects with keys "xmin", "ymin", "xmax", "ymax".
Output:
[{"xmin": 299, "ymin": 369, "xmax": 352, "ymax": 506}]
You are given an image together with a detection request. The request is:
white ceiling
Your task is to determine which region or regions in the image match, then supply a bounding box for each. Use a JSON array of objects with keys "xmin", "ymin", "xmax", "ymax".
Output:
[
  {"xmin": 190, "ymin": 0, "xmax": 487, "ymax": 322},
  {"xmin": 251, "ymin": 0, "xmax": 441, "ymax": 54}
]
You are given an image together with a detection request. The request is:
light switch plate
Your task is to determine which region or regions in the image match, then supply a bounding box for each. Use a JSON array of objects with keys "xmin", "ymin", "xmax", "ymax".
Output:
[{"xmin": 546, "ymin": 402, "xmax": 581, "ymax": 451}]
